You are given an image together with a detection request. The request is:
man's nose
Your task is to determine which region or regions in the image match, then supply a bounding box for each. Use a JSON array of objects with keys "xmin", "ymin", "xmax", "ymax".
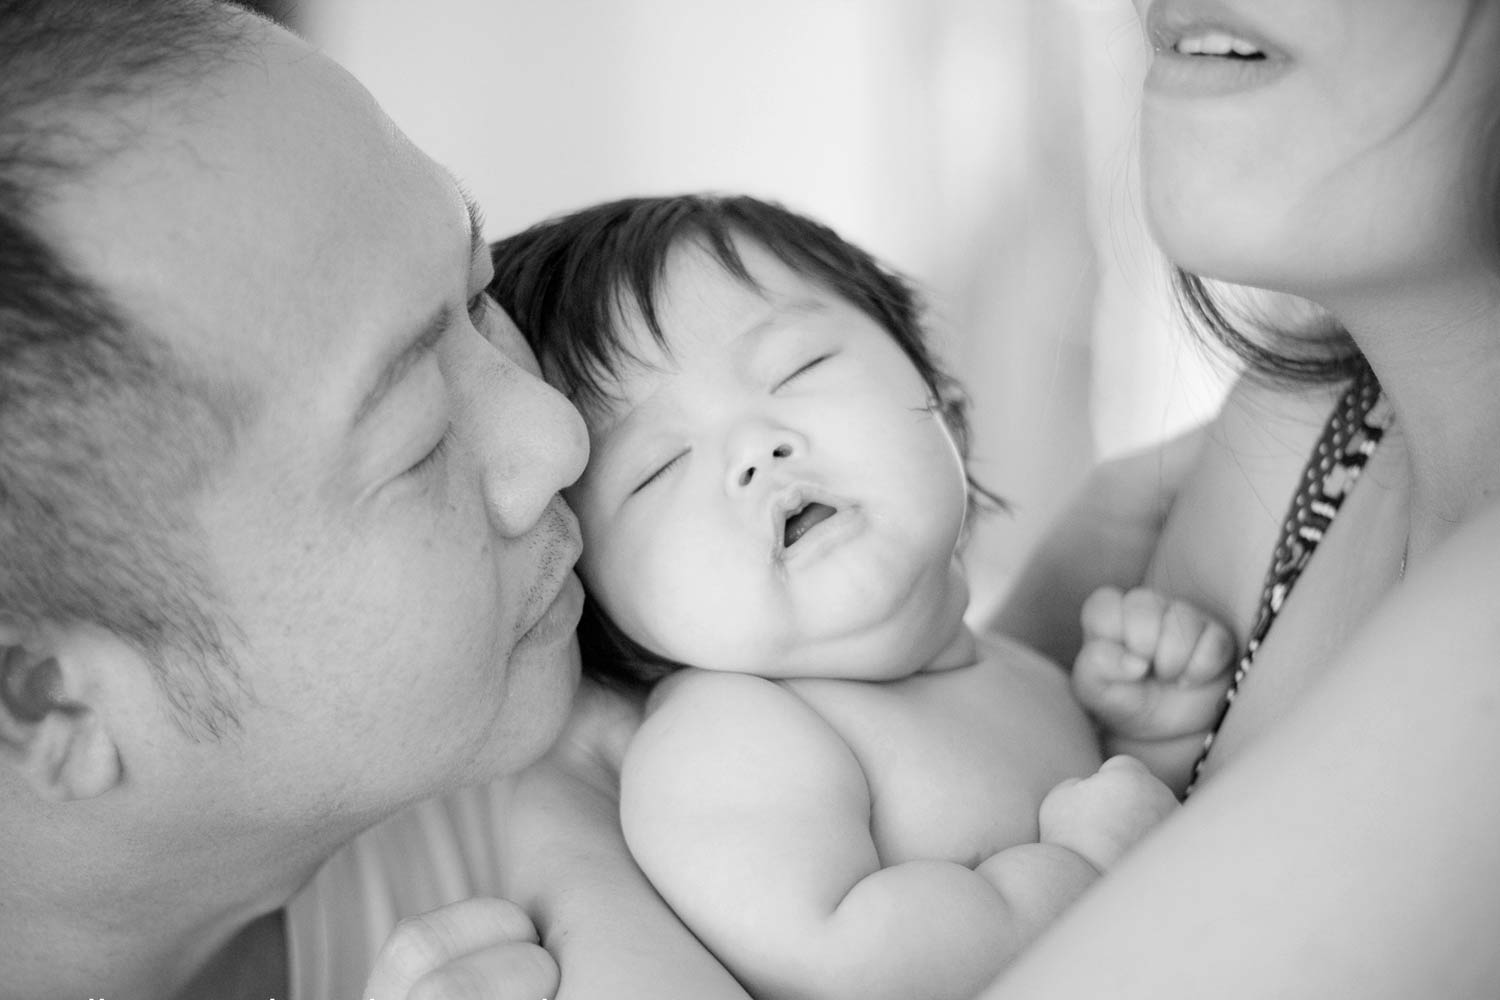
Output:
[
  {"xmin": 446, "ymin": 330, "xmax": 588, "ymax": 536},
  {"xmin": 725, "ymin": 422, "xmax": 806, "ymax": 493}
]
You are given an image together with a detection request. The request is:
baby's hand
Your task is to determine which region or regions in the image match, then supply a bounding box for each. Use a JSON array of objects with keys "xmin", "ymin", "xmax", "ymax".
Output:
[
  {"xmin": 363, "ymin": 898, "xmax": 559, "ymax": 1000},
  {"xmin": 1038, "ymin": 755, "xmax": 1178, "ymax": 872},
  {"xmin": 1073, "ymin": 585, "xmax": 1236, "ymax": 745}
]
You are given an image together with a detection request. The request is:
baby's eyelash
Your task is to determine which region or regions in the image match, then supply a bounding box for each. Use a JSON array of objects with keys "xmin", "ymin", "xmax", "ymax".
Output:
[
  {"xmin": 775, "ymin": 353, "xmax": 833, "ymax": 390},
  {"xmin": 632, "ymin": 452, "xmax": 686, "ymax": 495}
]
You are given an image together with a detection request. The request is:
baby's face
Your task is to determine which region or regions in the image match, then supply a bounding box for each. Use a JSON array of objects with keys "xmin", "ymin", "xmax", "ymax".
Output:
[{"xmin": 566, "ymin": 237, "xmax": 971, "ymax": 680}]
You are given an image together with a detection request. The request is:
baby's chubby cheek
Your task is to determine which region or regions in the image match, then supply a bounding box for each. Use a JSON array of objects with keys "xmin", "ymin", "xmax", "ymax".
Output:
[{"xmin": 573, "ymin": 534, "xmax": 685, "ymax": 654}]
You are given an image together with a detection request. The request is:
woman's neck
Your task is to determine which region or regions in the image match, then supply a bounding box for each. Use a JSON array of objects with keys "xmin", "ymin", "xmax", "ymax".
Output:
[{"xmin": 1327, "ymin": 268, "xmax": 1500, "ymax": 559}]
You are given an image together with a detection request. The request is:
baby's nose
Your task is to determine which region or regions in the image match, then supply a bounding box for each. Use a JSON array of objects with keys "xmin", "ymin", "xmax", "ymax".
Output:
[{"xmin": 733, "ymin": 441, "xmax": 795, "ymax": 488}]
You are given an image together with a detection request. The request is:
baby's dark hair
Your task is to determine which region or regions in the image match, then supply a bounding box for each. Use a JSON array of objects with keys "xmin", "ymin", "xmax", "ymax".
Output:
[{"xmin": 488, "ymin": 193, "xmax": 995, "ymax": 688}]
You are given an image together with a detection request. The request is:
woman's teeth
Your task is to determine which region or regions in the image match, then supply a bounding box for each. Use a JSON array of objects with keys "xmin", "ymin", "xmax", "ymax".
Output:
[{"xmin": 1174, "ymin": 31, "xmax": 1264, "ymax": 59}]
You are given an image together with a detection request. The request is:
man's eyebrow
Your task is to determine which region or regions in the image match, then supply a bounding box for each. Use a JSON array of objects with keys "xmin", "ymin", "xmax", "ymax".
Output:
[{"xmin": 353, "ymin": 307, "xmax": 452, "ymax": 427}]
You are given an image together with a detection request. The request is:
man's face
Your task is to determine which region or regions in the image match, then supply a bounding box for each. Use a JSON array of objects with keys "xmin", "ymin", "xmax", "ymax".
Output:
[
  {"xmin": 42, "ymin": 22, "xmax": 589, "ymax": 838},
  {"xmin": 567, "ymin": 238, "xmax": 972, "ymax": 681}
]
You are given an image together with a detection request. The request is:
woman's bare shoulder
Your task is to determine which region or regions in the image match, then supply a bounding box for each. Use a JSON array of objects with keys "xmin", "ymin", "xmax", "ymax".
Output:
[
  {"xmin": 1152, "ymin": 371, "xmax": 1351, "ymax": 535},
  {"xmin": 1147, "ymin": 372, "xmax": 1358, "ymax": 628},
  {"xmin": 983, "ymin": 496, "xmax": 1500, "ymax": 1000},
  {"xmin": 1206, "ymin": 371, "xmax": 1346, "ymax": 464}
]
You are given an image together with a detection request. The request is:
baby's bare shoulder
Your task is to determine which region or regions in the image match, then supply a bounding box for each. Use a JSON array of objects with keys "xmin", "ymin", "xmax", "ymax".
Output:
[
  {"xmin": 632, "ymin": 669, "xmax": 859, "ymax": 784},
  {"xmin": 622, "ymin": 670, "xmax": 871, "ymax": 845},
  {"xmin": 972, "ymin": 632, "xmax": 1093, "ymax": 731}
]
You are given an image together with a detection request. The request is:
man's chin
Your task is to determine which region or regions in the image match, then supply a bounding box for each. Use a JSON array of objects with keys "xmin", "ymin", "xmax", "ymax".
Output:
[{"xmin": 464, "ymin": 634, "xmax": 584, "ymax": 785}]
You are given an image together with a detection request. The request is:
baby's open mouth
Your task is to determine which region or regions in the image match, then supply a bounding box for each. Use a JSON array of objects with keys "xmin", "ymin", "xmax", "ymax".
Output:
[{"xmin": 783, "ymin": 501, "xmax": 837, "ymax": 548}]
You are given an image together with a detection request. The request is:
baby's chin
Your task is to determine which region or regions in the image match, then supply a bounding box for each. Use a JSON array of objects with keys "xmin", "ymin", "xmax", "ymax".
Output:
[{"xmin": 631, "ymin": 564, "xmax": 972, "ymax": 681}]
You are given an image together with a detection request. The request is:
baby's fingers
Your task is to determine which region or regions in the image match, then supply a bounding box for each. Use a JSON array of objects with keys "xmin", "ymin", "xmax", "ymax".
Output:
[
  {"xmin": 1074, "ymin": 636, "xmax": 1150, "ymax": 687},
  {"xmin": 363, "ymin": 898, "xmax": 558, "ymax": 1000},
  {"xmin": 1183, "ymin": 616, "xmax": 1238, "ymax": 684},
  {"xmin": 1072, "ymin": 641, "xmax": 1153, "ymax": 729},
  {"xmin": 1142, "ymin": 600, "xmax": 1236, "ymax": 685},
  {"xmin": 1120, "ymin": 587, "xmax": 1170, "ymax": 663},
  {"xmin": 1079, "ymin": 586, "xmax": 1127, "ymax": 643}
]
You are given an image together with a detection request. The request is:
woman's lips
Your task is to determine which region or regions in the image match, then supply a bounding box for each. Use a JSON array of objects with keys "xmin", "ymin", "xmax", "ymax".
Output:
[{"xmin": 1142, "ymin": 0, "xmax": 1290, "ymax": 96}]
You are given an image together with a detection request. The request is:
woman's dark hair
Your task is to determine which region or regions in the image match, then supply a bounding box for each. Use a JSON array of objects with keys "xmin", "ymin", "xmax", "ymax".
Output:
[
  {"xmin": 489, "ymin": 193, "xmax": 998, "ymax": 688},
  {"xmin": 1170, "ymin": 271, "xmax": 1366, "ymax": 385}
]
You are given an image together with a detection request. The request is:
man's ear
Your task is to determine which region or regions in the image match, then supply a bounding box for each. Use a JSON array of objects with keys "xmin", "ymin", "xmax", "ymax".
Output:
[{"xmin": 0, "ymin": 623, "xmax": 123, "ymax": 802}]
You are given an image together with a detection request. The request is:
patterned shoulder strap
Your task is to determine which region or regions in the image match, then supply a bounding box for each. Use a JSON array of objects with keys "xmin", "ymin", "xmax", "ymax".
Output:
[{"xmin": 1185, "ymin": 362, "xmax": 1389, "ymax": 797}]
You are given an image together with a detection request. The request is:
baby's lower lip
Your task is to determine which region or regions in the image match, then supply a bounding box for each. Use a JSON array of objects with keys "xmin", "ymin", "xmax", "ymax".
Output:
[{"xmin": 783, "ymin": 501, "xmax": 838, "ymax": 548}]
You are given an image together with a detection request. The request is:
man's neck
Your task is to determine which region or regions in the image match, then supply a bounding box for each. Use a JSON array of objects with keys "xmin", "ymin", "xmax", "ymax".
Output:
[
  {"xmin": 1, "ymin": 902, "xmax": 288, "ymax": 1000},
  {"xmin": 173, "ymin": 909, "xmax": 289, "ymax": 1000},
  {"xmin": 0, "ymin": 812, "xmax": 306, "ymax": 1000}
]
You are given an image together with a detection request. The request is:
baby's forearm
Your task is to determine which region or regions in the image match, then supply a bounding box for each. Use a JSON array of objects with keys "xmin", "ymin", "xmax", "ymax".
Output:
[{"xmin": 717, "ymin": 851, "xmax": 1102, "ymax": 1000}]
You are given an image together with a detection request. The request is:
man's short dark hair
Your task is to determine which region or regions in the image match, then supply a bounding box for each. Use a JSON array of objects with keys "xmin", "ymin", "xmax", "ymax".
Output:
[
  {"xmin": 0, "ymin": 0, "xmax": 261, "ymax": 737},
  {"xmin": 489, "ymin": 193, "xmax": 997, "ymax": 689}
]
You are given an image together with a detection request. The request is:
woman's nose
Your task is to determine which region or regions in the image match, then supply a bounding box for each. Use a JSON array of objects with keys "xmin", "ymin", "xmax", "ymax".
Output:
[
  {"xmin": 445, "ymin": 327, "xmax": 589, "ymax": 536},
  {"xmin": 726, "ymin": 424, "xmax": 805, "ymax": 492}
]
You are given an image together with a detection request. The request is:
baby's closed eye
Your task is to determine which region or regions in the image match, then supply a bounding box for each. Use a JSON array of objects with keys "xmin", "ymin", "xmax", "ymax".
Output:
[
  {"xmin": 773, "ymin": 352, "xmax": 836, "ymax": 391},
  {"xmin": 632, "ymin": 450, "xmax": 689, "ymax": 495}
]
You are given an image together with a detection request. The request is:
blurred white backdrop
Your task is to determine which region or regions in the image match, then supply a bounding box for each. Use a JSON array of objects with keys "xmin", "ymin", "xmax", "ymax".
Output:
[{"xmin": 306, "ymin": 0, "xmax": 1234, "ymax": 612}]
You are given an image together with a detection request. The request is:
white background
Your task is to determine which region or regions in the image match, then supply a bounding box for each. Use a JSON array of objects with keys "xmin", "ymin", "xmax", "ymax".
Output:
[{"xmin": 307, "ymin": 0, "xmax": 1235, "ymax": 611}]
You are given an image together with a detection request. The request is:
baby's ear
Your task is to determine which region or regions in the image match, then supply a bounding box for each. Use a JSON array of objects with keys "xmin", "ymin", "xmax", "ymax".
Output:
[{"xmin": 0, "ymin": 620, "xmax": 123, "ymax": 802}]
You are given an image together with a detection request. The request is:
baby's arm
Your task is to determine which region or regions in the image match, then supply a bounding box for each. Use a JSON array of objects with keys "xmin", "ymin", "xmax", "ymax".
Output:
[
  {"xmin": 988, "ymin": 427, "xmax": 1207, "ymax": 668},
  {"xmin": 622, "ymin": 671, "xmax": 1170, "ymax": 1000},
  {"xmin": 1073, "ymin": 586, "xmax": 1237, "ymax": 795}
]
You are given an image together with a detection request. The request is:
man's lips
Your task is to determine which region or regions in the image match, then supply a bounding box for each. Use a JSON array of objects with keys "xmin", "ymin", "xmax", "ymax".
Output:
[
  {"xmin": 519, "ymin": 572, "xmax": 584, "ymax": 648},
  {"xmin": 517, "ymin": 496, "xmax": 585, "ymax": 641}
]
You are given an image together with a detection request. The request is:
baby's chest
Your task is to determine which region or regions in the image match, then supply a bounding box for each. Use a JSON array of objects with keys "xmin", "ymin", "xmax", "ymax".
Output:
[{"xmin": 785, "ymin": 655, "xmax": 1098, "ymax": 867}]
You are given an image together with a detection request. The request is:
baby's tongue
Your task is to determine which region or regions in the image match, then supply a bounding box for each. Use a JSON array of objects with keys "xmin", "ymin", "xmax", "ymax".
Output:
[{"xmin": 784, "ymin": 502, "xmax": 837, "ymax": 547}]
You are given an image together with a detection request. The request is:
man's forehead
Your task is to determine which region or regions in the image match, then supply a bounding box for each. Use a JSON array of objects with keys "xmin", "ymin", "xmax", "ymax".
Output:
[{"xmin": 41, "ymin": 20, "xmax": 474, "ymax": 433}]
